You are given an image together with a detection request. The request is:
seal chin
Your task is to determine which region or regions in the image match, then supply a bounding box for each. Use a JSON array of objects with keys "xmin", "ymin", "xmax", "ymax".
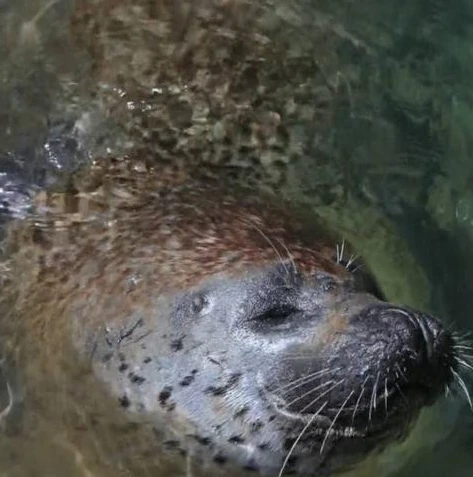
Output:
[{"xmin": 259, "ymin": 369, "xmax": 364, "ymax": 440}]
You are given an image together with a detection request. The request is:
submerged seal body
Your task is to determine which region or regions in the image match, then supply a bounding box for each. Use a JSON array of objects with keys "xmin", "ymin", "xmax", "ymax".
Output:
[{"xmin": 0, "ymin": 158, "xmax": 457, "ymax": 476}]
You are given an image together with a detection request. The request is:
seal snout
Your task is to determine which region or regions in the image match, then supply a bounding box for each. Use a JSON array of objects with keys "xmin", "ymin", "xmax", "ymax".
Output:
[
  {"xmin": 393, "ymin": 307, "xmax": 455, "ymax": 394},
  {"xmin": 352, "ymin": 304, "xmax": 456, "ymax": 405},
  {"xmin": 380, "ymin": 306, "xmax": 453, "ymax": 371}
]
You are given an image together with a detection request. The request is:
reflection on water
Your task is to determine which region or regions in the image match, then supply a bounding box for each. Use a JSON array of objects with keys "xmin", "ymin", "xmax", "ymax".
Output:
[{"xmin": 0, "ymin": 0, "xmax": 472, "ymax": 476}]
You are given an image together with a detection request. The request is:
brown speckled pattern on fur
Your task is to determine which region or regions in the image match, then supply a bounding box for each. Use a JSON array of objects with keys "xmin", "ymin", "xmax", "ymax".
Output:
[
  {"xmin": 0, "ymin": 155, "xmax": 354, "ymax": 476},
  {"xmin": 1, "ymin": 156, "xmax": 349, "ymax": 357}
]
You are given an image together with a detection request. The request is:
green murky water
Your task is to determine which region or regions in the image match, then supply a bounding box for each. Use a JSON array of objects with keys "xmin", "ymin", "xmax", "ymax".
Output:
[{"xmin": 0, "ymin": 1, "xmax": 472, "ymax": 476}]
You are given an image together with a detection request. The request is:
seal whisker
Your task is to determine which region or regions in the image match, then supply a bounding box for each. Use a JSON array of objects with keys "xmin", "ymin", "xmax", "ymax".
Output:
[
  {"xmin": 340, "ymin": 240, "xmax": 345, "ymax": 264},
  {"xmin": 273, "ymin": 367, "xmax": 334, "ymax": 389},
  {"xmin": 351, "ymin": 376, "xmax": 369, "ymax": 424},
  {"xmin": 345, "ymin": 254, "xmax": 359, "ymax": 270},
  {"xmin": 372, "ymin": 371, "xmax": 380, "ymax": 411},
  {"xmin": 369, "ymin": 371, "xmax": 380, "ymax": 422},
  {"xmin": 299, "ymin": 379, "xmax": 344, "ymax": 414},
  {"xmin": 275, "ymin": 238, "xmax": 298, "ymax": 276},
  {"xmin": 349, "ymin": 264, "xmax": 364, "ymax": 273},
  {"xmin": 320, "ymin": 391, "xmax": 354, "ymax": 454},
  {"xmin": 277, "ymin": 376, "xmax": 332, "ymax": 398},
  {"xmin": 277, "ymin": 401, "xmax": 328, "ymax": 477},
  {"xmin": 335, "ymin": 240, "xmax": 346, "ymax": 264},
  {"xmin": 454, "ymin": 344, "xmax": 473, "ymax": 352},
  {"xmin": 452, "ymin": 342, "xmax": 472, "ymax": 356},
  {"xmin": 270, "ymin": 368, "xmax": 334, "ymax": 394},
  {"xmin": 451, "ymin": 332, "xmax": 473, "ymax": 351},
  {"xmin": 284, "ymin": 379, "xmax": 335, "ymax": 408},
  {"xmin": 455, "ymin": 356, "xmax": 473, "ymax": 374},
  {"xmin": 245, "ymin": 218, "xmax": 290, "ymax": 276},
  {"xmin": 456, "ymin": 351, "xmax": 473, "ymax": 360},
  {"xmin": 452, "ymin": 369, "xmax": 473, "ymax": 411},
  {"xmin": 456, "ymin": 345, "xmax": 473, "ymax": 355},
  {"xmin": 395, "ymin": 363, "xmax": 408, "ymax": 383},
  {"xmin": 395, "ymin": 382, "xmax": 409, "ymax": 405},
  {"xmin": 451, "ymin": 329, "xmax": 473, "ymax": 340},
  {"xmin": 384, "ymin": 378, "xmax": 389, "ymax": 416}
]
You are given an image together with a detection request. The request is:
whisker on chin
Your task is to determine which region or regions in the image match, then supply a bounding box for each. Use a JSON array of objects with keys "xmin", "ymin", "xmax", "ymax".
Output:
[
  {"xmin": 320, "ymin": 390, "xmax": 355, "ymax": 454},
  {"xmin": 278, "ymin": 401, "xmax": 328, "ymax": 477},
  {"xmin": 351, "ymin": 376, "xmax": 369, "ymax": 424},
  {"xmin": 368, "ymin": 371, "xmax": 380, "ymax": 422}
]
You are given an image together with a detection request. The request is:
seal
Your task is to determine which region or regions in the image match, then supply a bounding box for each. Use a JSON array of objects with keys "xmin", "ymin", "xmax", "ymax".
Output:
[{"xmin": 0, "ymin": 156, "xmax": 460, "ymax": 477}]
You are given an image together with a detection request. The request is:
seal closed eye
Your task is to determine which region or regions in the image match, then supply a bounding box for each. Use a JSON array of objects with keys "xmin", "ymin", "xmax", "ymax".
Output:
[{"xmin": 0, "ymin": 161, "xmax": 460, "ymax": 477}]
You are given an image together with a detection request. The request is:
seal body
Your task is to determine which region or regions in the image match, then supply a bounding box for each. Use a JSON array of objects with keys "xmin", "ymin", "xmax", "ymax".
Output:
[{"xmin": 0, "ymin": 157, "xmax": 456, "ymax": 477}]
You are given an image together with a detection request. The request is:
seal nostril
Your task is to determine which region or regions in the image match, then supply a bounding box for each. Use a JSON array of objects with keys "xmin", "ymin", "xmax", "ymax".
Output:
[
  {"xmin": 382, "ymin": 307, "xmax": 439, "ymax": 366},
  {"xmin": 414, "ymin": 315, "xmax": 434, "ymax": 362}
]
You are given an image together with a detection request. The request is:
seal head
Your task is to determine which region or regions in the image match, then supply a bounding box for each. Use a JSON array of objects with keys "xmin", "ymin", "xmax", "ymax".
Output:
[{"xmin": 3, "ymin": 170, "xmax": 457, "ymax": 476}]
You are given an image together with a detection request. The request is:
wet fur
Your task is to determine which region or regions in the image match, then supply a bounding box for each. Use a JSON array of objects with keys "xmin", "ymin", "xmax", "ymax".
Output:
[{"xmin": 0, "ymin": 157, "xmax": 355, "ymax": 476}]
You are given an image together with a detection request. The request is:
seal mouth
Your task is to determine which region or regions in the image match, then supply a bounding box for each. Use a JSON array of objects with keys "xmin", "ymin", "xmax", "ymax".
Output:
[
  {"xmin": 259, "ymin": 377, "xmax": 365, "ymax": 437},
  {"xmin": 256, "ymin": 303, "xmax": 458, "ymax": 446},
  {"xmin": 259, "ymin": 374, "xmax": 437, "ymax": 445}
]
